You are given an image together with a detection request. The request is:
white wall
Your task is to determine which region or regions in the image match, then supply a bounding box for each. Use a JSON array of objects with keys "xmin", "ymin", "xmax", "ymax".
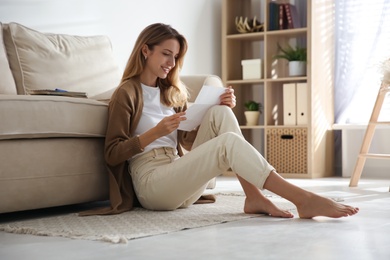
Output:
[
  {"xmin": 334, "ymin": 126, "xmax": 390, "ymax": 179},
  {"xmin": 0, "ymin": 0, "xmax": 222, "ymax": 76}
]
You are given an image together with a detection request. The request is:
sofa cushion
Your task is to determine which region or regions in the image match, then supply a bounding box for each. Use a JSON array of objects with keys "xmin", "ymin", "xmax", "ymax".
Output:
[
  {"xmin": 2, "ymin": 22, "xmax": 121, "ymax": 97},
  {"xmin": 0, "ymin": 23, "xmax": 17, "ymax": 95},
  {"xmin": 0, "ymin": 95, "xmax": 108, "ymax": 140}
]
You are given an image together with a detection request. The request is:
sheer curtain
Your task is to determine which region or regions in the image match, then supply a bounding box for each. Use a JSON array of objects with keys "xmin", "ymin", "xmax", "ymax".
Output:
[{"xmin": 334, "ymin": 0, "xmax": 390, "ymax": 124}]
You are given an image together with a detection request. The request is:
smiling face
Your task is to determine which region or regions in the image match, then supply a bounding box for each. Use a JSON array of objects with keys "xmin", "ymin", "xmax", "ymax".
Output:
[{"xmin": 140, "ymin": 39, "xmax": 180, "ymax": 87}]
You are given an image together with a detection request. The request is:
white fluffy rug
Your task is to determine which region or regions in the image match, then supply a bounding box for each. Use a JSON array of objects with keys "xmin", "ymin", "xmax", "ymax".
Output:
[{"xmin": 0, "ymin": 194, "xmax": 295, "ymax": 244}]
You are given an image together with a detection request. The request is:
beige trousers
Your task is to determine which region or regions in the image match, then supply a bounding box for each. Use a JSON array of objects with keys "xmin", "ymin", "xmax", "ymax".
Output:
[{"xmin": 129, "ymin": 105, "xmax": 274, "ymax": 210}]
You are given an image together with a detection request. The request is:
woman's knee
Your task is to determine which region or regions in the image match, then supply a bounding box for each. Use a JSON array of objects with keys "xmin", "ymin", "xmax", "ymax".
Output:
[
  {"xmin": 208, "ymin": 133, "xmax": 245, "ymax": 157},
  {"xmin": 209, "ymin": 105, "xmax": 234, "ymax": 116},
  {"xmin": 219, "ymin": 132, "xmax": 244, "ymax": 142}
]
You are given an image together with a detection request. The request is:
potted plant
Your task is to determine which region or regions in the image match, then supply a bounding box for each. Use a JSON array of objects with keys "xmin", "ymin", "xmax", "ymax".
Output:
[
  {"xmin": 273, "ymin": 43, "xmax": 307, "ymax": 76},
  {"xmin": 244, "ymin": 100, "xmax": 263, "ymax": 126}
]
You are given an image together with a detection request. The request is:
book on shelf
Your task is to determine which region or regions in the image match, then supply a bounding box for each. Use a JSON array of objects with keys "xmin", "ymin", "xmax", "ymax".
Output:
[
  {"xmin": 27, "ymin": 88, "xmax": 88, "ymax": 98},
  {"xmin": 283, "ymin": 3, "xmax": 294, "ymax": 29},
  {"xmin": 279, "ymin": 4, "xmax": 285, "ymax": 30},
  {"xmin": 268, "ymin": 1, "xmax": 280, "ymax": 31},
  {"xmin": 269, "ymin": 2, "xmax": 302, "ymax": 30},
  {"xmin": 285, "ymin": 3, "xmax": 302, "ymax": 29}
]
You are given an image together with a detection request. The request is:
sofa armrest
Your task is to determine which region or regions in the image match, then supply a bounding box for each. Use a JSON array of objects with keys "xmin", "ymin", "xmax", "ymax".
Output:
[{"xmin": 181, "ymin": 75, "xmax": 224, "ymax": 103}]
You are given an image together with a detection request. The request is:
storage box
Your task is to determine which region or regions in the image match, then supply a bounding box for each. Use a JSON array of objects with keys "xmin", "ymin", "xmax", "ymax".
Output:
[
  {"xmin": 241, "ymin": 59, "xmax": 262, "ymax": 79},
  {"xmin": 266, "ymin": 128, "xmax": 307, "ymax": 174}
]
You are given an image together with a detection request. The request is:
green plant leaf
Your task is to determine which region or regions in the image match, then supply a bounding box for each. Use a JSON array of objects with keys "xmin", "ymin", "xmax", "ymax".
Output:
[
  {"xmin": 244, "ymin": 100, "xmax": 263, "ymax": 111},
  {"xmin": 273, "ymin": 43, "xmax": 307, "ymax": 62}
]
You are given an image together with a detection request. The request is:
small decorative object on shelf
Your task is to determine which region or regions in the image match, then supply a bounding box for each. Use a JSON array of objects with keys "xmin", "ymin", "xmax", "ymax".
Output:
[
  {"xmin": 244, "ymin": 100, "xmax": 263, "ymax": 126},
  {"xmin": 273, "ymin": 43, "xmax": 307, "ymax": 76},
  {"xmin": 241, "ymin": 59, "xmax": 262, "ymax": 79},
  {"xmin": 235, "ymin": 16, "xmax": 264, "ymax": 33}
]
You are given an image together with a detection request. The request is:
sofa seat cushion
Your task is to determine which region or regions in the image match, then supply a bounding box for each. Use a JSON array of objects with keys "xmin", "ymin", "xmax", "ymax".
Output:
[
  {"xmin": 2, "ymin": 22, "xmax": 121, "ymax": 97},
  {"xmin": 0, "ymin": 95, "xmax": 108, "ymax": 140}
]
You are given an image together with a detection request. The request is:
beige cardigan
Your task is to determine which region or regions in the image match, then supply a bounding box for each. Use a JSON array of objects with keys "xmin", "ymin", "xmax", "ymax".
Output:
[{"xmin": 81, "ymin": 77, "xmax": 198, "ymax": 215}]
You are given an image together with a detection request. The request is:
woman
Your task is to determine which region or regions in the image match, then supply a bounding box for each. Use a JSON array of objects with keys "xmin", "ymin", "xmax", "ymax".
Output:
[{"xmin": 103, "ymin": 23, "xmax": 358, "ymax": 218}]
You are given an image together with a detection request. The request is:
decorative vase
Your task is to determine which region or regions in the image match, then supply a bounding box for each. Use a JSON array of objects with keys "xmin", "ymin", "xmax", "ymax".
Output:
[
  {"xmin": 244, "ymin": 111, "xmax": 260, "ymax": 126},
  {"xmin": 288, "ymin": 61, "xmax": 306, "ymax": 76}
]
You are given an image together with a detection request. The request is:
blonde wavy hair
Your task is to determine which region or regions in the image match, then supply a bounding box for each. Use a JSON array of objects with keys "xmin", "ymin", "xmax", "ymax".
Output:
[{"xmin": 121, "ymin": 23, "xmax": 188, "ymax": 107}]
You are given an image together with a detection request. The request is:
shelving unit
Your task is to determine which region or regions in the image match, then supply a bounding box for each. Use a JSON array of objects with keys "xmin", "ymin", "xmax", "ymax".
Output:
[{"xmin": 221, "ymin": 0, "xmax": 335, "ymax": 178}]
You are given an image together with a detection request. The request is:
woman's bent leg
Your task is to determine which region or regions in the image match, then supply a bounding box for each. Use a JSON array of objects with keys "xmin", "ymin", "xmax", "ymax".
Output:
[
  {"xmin": 191, "ymin": 106, "xmax": 293, "ymax": 217},
  {"xmin": 192, "ymin": 105, "xmax": 243, "ymax": 149},
  {"xmin": 131, "ymin": 133, "xmax": 273, "ymax": 210}
]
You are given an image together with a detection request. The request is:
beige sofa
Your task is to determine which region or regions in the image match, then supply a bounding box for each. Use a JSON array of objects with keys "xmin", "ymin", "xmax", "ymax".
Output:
[{"xmin": 0, "ymin": 22, "xmax": 222, "ymax": 214}]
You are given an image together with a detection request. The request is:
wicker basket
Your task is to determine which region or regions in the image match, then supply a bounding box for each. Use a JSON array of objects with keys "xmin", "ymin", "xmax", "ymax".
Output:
[{"xmin": 266, "ymin": 128, "xmax": 307, "ymax": 174}]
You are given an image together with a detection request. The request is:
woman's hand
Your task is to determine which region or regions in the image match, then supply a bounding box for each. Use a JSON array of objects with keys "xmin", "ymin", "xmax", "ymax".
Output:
[
  {"xmin": 155, "ymin": 112, "xmax": 186, "ymax": 136},
  {"xmin": 220, "ymin": 86, "xmax": 236, "ymax": 108},
  {"xmin": 138, "ymin": 112, "xmax": 186, "ymax": 150}
]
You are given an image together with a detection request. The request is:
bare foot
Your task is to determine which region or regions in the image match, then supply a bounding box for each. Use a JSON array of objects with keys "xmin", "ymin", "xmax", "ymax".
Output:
[
  {"xmin": 297, "ymin": 192, "xmax": 359, "ymax": 219},
  {"xmin": 244, "ymin": 197, "xmax": 294, "ymax": 218}
]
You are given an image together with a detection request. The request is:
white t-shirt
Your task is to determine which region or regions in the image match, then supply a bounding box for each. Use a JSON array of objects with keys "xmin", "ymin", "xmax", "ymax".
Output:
[{"xmin": 133, "ymin": 84, "xmax": 178, "ymax": 157}]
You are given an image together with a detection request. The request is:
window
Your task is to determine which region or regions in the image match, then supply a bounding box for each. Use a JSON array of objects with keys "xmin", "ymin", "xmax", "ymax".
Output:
[{"xmin": 334, "ymin": 0, "xmax": 390, "ymax": 124}]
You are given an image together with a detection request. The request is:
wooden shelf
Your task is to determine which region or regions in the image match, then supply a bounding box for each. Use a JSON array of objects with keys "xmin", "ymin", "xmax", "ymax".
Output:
[
  {"xmin": 240, "ymin": 125, "xmax": 265, "ymax": 130},
  {"xmin": 222, "ymin": 0, "xmax": 335, "ymax": 178},
  {"xmin": 226, "ymin": 32, "xmax": 265, "ymax": 40}
]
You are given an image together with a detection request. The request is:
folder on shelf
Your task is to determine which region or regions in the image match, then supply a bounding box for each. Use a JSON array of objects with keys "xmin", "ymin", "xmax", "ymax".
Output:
[
  {"xmin": 283, "ymin": 83, "xmax": 297, "ymax": 125},
  {"xmin": 296, "ymin": 82, "xmax": 308, "ymax": 125}
]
